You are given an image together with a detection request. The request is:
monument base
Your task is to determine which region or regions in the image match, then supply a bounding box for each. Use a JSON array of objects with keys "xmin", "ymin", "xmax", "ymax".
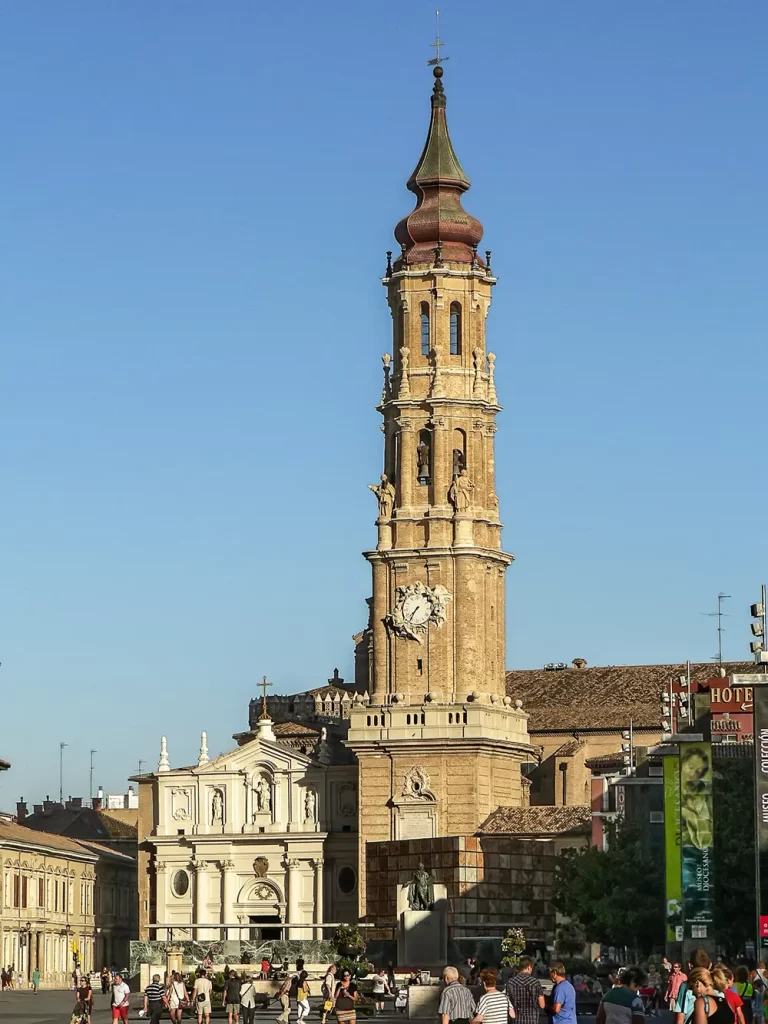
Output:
[{"xmin": 397, "ymin": 908, "xmax": 447, "ymax": 968}]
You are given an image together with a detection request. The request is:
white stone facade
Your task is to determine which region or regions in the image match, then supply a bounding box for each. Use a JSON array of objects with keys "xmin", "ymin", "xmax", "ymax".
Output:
[{"xmin": 140, "ymin": 721, "xmax": 358, "ymax": 940}]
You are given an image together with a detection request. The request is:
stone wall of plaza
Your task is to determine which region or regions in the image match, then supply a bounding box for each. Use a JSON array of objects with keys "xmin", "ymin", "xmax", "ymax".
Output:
[{"xmin": 364, "ymin": 836, "xmax": 557, "ymax": 946}]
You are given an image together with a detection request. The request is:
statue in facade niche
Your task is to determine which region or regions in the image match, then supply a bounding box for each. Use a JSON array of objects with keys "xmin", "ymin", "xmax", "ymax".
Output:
[
  {"xmin": 407, "ymin": 863, "xmax": 435, "ymax": 911},
  {"xmin": 449, "ymin": 468, "xmax": 475, "ymax": 512},
  {"xmin": 255, "ymin": 776, "xmax": 271, "ymax": 814},
  {"xmin": 211, "ymin": 789, "xmax": 224, "ymax": 825},
  {"xmin": 368, "ymin": 474, "xmax": 396, "ymax": 520},
  {"xmin": 304, "ymin": 789, "xmax": 316, "ymax": 823},
  {"xmin": 417, "ymin": 440, "xmax": 430, "ymax": 483}
]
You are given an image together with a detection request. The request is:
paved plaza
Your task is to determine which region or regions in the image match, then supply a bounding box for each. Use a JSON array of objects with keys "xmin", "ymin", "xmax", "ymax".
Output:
[{"xmin": 0, "ymin": 989, "xmax": 678, "ymax": 1024}]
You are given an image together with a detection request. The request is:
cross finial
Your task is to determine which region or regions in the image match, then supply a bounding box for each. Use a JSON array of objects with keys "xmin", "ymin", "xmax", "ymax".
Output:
[
  {"xmin": 258, "ymin": 675, "xmax": 273, "ymax": 720},
  {"xmin": 427, "ymin": 10, "xmax": 449, "ymax": 66}
]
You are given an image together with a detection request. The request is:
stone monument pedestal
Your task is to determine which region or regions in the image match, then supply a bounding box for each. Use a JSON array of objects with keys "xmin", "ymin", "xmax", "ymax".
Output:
[
  {"xmin": 398, "ymin": 908, "xmax": 447, "ymax": 967},
  {"xmin": 396, "ymin": 875, "xmax": 447, "ymax": 971}
]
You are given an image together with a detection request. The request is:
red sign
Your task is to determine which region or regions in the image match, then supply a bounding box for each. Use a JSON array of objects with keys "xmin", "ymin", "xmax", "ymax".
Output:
[
  {"xmin": 709, "ymin": 682, "xmax": 754, "ymax": 713},
  {"xmin": 760, "ymin": 916, "xmax": 768, "ymax": 938}
]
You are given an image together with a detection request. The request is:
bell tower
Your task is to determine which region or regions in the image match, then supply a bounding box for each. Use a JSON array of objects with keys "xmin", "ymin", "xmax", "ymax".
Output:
[{"xmin": 347, "ymin": 65, "xmax": 532, "ymax": 912}]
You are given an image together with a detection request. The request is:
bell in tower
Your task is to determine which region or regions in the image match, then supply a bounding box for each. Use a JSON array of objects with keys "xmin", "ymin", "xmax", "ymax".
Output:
[{"xmin": 347, "ymin": 61, "xmax": 533, "ymax": 913}]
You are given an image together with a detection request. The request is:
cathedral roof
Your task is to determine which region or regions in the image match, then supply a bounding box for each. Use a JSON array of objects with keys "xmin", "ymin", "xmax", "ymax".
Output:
[
  {"xmin": 506, "ymin": 660, "xmax": 763, "ymax": 734},
  {"xmin": 477, "ymin": 805, "xmax": 592, "ymax": 838},
  {"xmin": 394, "ymin": 66, "xmax": 483, "ymax": 267}
]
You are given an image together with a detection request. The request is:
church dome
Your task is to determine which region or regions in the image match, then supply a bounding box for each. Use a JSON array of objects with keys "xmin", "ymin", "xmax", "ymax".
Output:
[{"xmin": 394, "ymin": 66, "xmax": 484, "ymax": 267}]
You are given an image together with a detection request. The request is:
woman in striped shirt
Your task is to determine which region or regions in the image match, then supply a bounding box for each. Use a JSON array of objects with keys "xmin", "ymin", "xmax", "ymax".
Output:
[{"xmin": 472, "ymin": 970, "xmax": 514, "ymax": 1024}]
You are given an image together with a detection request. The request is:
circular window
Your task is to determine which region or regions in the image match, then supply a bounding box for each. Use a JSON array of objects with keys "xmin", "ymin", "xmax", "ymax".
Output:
[
  {"xmin": 172, "ymin": 870, "xmax": 190, "ymax": 897},
  {"xmin": 338, "ymin": 866, "xmax": 356, "ymax": 894}
]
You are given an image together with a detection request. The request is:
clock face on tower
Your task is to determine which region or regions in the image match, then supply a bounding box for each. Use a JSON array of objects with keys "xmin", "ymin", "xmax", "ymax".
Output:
[
  {"xmin": 401, "ymin": 593, "xmax": 432, "ymax": 627},
  {"xmin": 385, "ymin": 582, "xmax": 452, "ymax": 643}
]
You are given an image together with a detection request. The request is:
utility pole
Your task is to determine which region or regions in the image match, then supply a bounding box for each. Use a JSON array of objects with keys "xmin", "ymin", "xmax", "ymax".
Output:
[
  {"xmin": 59, "ymin": 742, "xmax": 68, "ymax": 804},
  {"xmin": 89, "ymin": 750, "xmax": 97, "ymax": 802}
]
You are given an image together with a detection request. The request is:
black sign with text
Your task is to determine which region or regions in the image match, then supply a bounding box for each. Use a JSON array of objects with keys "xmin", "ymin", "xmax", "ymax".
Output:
[{"xmin": 753, "ymin": 682, "xmax": 768, "ymax": 946}]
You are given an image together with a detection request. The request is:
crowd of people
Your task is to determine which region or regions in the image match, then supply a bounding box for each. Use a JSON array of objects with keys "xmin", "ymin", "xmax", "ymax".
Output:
[{"xmin": 43, "ymin": 946, "xmax": 768, "ymax": 1024}]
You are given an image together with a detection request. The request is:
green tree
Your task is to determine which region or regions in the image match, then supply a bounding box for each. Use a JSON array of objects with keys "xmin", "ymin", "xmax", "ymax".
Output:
[
  {"xmin": 713, "ymin": 757, "xmax": 754, "ymax": 957},
  {"xmin": 555, "ymin": 921, "xmax": 587, "ymax": 959},
  {"xmin": 554, "ymin": 820, "xmax": 664, "ymax": 958}
]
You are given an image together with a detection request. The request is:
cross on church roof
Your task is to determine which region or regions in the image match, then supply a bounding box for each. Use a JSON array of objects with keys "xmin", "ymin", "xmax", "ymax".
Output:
[
  {"xmin": 258, "ymin": 675, "xmax": 272, "ymax": 720},
  {"xmin": 427, "ymin": 10, "xmax": 449, "ymax": 66}
]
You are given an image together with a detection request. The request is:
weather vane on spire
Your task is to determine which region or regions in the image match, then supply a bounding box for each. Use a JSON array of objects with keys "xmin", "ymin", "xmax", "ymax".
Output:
[{"xmin": 428, "ymin": 9, "xmax": 449, "ymax": 66}]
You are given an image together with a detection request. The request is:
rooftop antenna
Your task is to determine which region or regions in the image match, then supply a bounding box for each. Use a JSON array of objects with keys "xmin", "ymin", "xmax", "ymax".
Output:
[
  {"xmin": 59, "ymin": 741, "xmax": 68, "ymax": 803},
  {"xmin": 138, "ymin": 759, "xmax": 145, "ymax": 775},
  {"xmin": 89, "ymin": 749, "xmax": 97, "ymax": 801},
  {"xmin": 702, "ymin": 592, "xmax": 731, "ymax": 665},
  {"xmin": 427, "ymin": 10, "xmax": 449, "ymax": 66}
]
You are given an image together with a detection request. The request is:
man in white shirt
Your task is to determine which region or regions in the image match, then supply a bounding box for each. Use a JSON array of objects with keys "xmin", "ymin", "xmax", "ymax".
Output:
[{"xmin": 111, "ymin": 973, "xmax": 131, "ymax": 1022}]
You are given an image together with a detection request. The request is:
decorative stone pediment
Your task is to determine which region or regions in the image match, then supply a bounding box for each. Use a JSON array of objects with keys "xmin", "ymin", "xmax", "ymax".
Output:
[{"xmin": 400, "ymin": 766, "xmax": 435, "ymax": 802}]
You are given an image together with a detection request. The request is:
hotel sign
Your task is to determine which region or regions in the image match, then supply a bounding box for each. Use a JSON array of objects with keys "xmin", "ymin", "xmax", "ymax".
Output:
[{"xmin": 709, "ymin": 683, "xmax": 753, "ymax": 713}]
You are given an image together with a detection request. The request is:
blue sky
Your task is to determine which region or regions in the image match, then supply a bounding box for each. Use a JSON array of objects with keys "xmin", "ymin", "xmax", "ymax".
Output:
[{"xmin": 2, "ymin": 1, "xmax": 767, "ymax": 806}]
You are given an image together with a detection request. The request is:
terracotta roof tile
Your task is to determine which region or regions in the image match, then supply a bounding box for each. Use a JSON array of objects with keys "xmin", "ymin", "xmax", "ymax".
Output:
[
  {"xmin": 584, "ymin": 751, "xmax": 625, "ymax": 770},
  {"xmin": 0, "ymin": 819, "xmax": 98, "ymax": 857},
  {"xmin": 271, "ymin": 721, "xmax": 322, "ymax": 737},
  {"xmin": 506, "ymin": 661, "xmax": 763, "ymax": 733},
  {"xmin": 477, "ymin": 805, "xmax": 592, "ymax": 837}
]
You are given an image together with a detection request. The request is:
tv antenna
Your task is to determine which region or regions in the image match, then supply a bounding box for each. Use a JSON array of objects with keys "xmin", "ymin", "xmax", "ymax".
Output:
[
  {"xmin": 428, "ymin": 10, "xmax": 449, "ymax": 66},
  {"xmin": 702, "ymin": 592, "xmax": 731, "ymax": 665}
]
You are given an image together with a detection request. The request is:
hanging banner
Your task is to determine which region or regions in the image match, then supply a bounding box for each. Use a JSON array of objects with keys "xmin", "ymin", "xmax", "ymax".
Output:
[
  {"xmin": 664, "ymin": 755, "xmax": 683, "ymax": 943},
  {"xmin": 680, "ymin": 742, "xmax": 714, "ymax": 935},
  {"xmin": 753, "ymin": 681, "xmax": 768, "ymax": 951}
]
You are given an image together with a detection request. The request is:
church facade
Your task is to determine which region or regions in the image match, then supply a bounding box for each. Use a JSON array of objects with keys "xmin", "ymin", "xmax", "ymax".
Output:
[{"xmin": 135, "ymin": 716, "xmax": 358, "ymax": 940}]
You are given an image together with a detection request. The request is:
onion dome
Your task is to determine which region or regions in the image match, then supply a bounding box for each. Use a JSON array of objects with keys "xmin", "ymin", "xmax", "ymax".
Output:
[{"xmin": 395, "ymin": 66, "xmax": 484, "ymax": 267}]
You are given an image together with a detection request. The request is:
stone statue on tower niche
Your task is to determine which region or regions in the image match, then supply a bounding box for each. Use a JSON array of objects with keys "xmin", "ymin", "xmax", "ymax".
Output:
[
  {"xmin": 407, "ymin": 862, "xmax": 435, "ymax": 911},
  {"xmin": 449, "ymin": 468, "xmax": 475, "ymax": 512},
  {"xmin": 368, "ymin": 474, "xmax": 396, "ymax": 520}
]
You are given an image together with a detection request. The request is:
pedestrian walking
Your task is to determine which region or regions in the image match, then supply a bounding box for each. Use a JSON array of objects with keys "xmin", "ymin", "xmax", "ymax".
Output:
[
  {"xmin": 321, "ymin": 964, "xmax": 337, "ymax": 1024},
  {"xmin": 687, "ymin": 968, "xmax": 734, "ymax": 1024},
  {"xmin": 101, "ymin": 968, "xmax": 111, "ymax": 995},
  {"xmin": 222, "ymin": 970, "xmax": 241, "ymax": 1024},
  {"xmin": 296, "ymin": 971, "xmax": 311, "ymax": 1024},
  {"xmin": 372, "ymin": 969, "xmax": 391, "ymax": 1013},
  {"xmin": 333, "ymin": 969, "xmax": 359, "ymax": 1024},
  {"xmin": 78, "ymin": 976, "xmax": 94, "ymax": 1022},
  {"xmin": 713, "ymin": 968, "xmax": 744, "ymax": 1024},
  {"xmin": 438, "ymin": 966, "xmax": 476, "ymax": 1024},
  {"xmin": 32, "ymin": 967, "xmax": 40, "ymax": 994},
  {"xmin": 167, "ymin": 971, "xmax": 190, "ymax": 1024},
  {"xmin": 275, "ymin": 974, "xmax": 293, "ymax": 1024},
  {"xmin": 596, "ymin": 968, "xmax": 646, "ymax": 1024},
  {"xmin": 239, "ymin": 974, "xmax": 258, "ymax": 1024},
  {"xmin": 193, "ymin": 968, "xmax": 213, "ymax": 1024},
  {"xmin": 144, "ymin": 973, "xmax": 168, "ymax": 1024},
  {"xmin": 471, "ymin": 969, "xmax": 512, "ymax": 1024},
  {"xmin": 505, "ymin": 956, "xmax": 545, "ymax": 1024},
  {"xmin": 734, "ymin": 968, "xmax": 754, "ymax": 1024},
  {"xmin": 676, "ymin": 952, "xmax": 713, "ymax": 1024},
  {"xmin": 667, "ymin": 965, "xmax": 689, "ymax": 1011},
  {"xmin": 111, "ymin": 973, "xmax": 131, "ymax": 1024}
]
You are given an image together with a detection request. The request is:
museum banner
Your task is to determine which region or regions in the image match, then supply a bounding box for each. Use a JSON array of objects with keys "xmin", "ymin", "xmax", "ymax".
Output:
[
  {"xmin": 680, "ymin": 742, "xmax": 714, "ymax": 938},
  {"xmin": 753, "ymin": 681, "xmax": 768, "ymax": 950},
  {"xmin": 664, "ymin": 755, "xmax": 682, "ymax": 942}
]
